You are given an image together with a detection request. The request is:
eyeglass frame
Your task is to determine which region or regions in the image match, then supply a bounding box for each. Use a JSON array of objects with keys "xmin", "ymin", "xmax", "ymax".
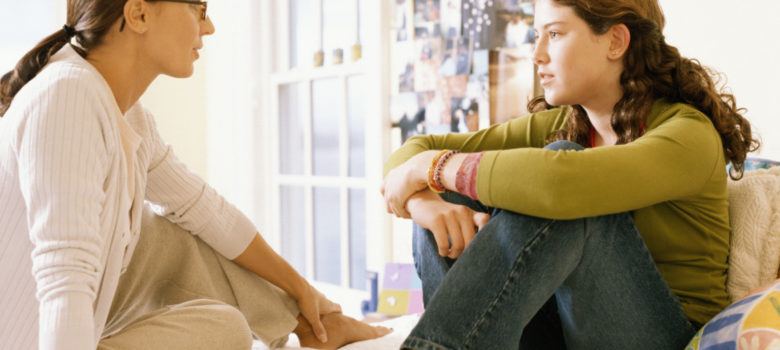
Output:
[{"xmin": 119, "ymin": 0, "xmax": 209, "ymax": 32}]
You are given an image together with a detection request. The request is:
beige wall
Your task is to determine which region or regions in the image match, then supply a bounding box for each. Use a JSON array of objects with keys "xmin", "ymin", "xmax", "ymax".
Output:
[
  {"xmin": 140, "ymin": 60, "xmax": 209, "ymax": 179},
  {"xmin": 659, "ymin": 0, "xmax": 780, "ymax": 159}
]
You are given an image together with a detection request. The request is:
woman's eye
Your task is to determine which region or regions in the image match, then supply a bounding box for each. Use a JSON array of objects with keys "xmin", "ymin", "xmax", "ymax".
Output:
[{"xmin": 549, "ymin": 31, "xmax": 560, "ymax": 39}]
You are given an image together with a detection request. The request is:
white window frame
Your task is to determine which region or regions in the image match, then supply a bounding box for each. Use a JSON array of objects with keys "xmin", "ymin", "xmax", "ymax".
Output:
[{"xmin": 258, "ymin": 0, "xmax": 395, "ymax": 290}]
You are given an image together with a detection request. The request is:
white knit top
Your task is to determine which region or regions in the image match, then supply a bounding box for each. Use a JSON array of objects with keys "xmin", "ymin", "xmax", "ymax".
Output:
[{"xmin": 0, "ymin": 45, "xmax": 257, "ymax": 349}]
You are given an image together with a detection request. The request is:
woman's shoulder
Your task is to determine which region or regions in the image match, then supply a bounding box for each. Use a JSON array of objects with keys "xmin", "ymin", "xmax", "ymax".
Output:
[{"xmin": 14, "ymin": 47, "xmax": 112, "ymax": 113}]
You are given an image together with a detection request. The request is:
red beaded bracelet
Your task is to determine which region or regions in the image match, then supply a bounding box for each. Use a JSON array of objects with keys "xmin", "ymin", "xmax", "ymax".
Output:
[{"xmin": 428, "ymin": 150, "xmax": 458, "ymax": 193}]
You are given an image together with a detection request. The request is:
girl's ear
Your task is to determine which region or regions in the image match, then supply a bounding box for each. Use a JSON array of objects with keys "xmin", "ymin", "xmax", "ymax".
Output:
[{"xmin": 607, "ymin": 23, "xmax": 631, "ymax": 60}]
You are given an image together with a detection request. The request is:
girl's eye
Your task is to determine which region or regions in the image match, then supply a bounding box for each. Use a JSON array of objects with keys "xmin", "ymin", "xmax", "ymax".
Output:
[{"xmin": 549, "ymin": 31, "xmax": 560, "ymax": 39}]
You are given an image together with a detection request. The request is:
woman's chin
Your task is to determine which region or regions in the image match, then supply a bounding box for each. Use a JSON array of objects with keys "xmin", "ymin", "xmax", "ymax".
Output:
[{"xmin": 165, "ymin": 66, "xmax": 195, "ymax": 79}]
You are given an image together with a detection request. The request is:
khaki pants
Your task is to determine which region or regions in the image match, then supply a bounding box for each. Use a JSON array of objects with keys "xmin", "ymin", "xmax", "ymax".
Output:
[{"xmin": 98, "ymin": 206, "xmax": 299, "ymax": 349}]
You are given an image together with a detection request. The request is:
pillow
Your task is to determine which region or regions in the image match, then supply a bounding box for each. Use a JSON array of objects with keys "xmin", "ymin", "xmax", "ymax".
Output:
[
  {"xmin": 726, "ymin": 164, "xmax": 780, "ymax": 301},
  {"xmin": 686, "ymin": 279, "xmax": 780, "ymax": 350}
]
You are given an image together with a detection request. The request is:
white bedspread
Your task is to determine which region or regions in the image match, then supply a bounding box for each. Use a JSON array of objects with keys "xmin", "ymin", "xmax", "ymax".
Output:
[{"xmin": 252, "ymin": 314, "xmax": 420, "ymax": 350}]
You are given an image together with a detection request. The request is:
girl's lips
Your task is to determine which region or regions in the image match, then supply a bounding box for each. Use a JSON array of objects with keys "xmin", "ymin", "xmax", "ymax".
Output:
[{"xmin": 539, "ymin": 73, "xmax": 554, "ymax": 85}]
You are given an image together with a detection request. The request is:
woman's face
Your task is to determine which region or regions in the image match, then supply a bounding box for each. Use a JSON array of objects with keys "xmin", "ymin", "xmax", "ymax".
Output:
[
  {"xmin": 145, "ymin": 1, "xmax": 215, "ymax": 78},
  {"xmin": 532, "ymin": 0, "xmax": 620, "ymax": 106}
]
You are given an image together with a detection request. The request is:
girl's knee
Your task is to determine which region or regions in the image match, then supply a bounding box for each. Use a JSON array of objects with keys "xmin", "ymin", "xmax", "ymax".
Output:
[{"xmin": 544, "ymin": 140, "xmax": 585, "ymax": 151}]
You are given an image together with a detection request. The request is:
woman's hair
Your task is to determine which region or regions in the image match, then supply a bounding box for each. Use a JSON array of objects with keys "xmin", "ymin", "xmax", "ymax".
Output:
[
  {"xmin": 530, "ymin": 0, "xmax": 760, "ymax": 179},
  {"xmin": 0, "ymin": 0, "xmax": 126, "ymax": 117}
]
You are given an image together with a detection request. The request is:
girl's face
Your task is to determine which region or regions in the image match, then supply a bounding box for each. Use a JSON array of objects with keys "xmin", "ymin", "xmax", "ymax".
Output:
[
  {"xmin": 145, "ymin": 2, "xmax": 215, "ymax": 78},
  {"xmin": 532, "ymin": 0, "xmax": 621, "ymax": 107}
]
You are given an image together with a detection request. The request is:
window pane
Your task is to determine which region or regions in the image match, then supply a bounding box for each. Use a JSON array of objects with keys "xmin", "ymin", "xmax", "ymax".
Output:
[
  {"xmin": 289, "ymin": 0, "xmax": 316, "ymax": 68},
  {"xmin": 0, "ymin": 3, "xmax": 59, "ymax": 73},
  {"xmin": 347, "ymin": 75, "xmax": 366, "ymax": 177},
  {"xmin": 314, "ymin": 187, "xmax": 341, "ymax": 284},
  {"xmin": 349, "ymin": 189, "xmax": 366, "ymax": 290},
  {"xmin": 312, "ymin": 78, "xmax": 341, "ymax": 176},
  {"xmin": 323, "ymin": 0, "xmax": 357, "ymax": 63},
  {"xmin": 280, "ymin": 186, "xmax": 307, "ymax": 275},
  {"xmin": 279, "ymin": 83, "xmax": 307, "ymax": 175}
]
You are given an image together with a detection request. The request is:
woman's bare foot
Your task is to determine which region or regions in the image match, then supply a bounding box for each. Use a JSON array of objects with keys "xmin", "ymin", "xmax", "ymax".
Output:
[{"xmin": 294, "ymin": 313, "xmax": 392, "ymax": 349}]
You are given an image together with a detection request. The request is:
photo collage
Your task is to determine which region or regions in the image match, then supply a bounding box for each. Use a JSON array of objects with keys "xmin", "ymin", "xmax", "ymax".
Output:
[{"xmin": 391, "ymin": 0, "xmax": 538, "ymax": 142}]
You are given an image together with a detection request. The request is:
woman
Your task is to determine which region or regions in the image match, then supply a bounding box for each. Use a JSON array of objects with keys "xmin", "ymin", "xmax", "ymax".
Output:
[
  {"xmin": 383, "ymin": 0, "xmax": 759, "ymax": 349},
  {"xmin": 0, "ymin": 0, "xmax": 388, "ymax": 349}
]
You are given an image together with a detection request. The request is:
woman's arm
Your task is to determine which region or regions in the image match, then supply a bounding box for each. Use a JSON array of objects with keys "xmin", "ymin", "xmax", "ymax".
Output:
[
  {"xmin": 232, "ymin": 235, "xmax": 340, "ymax": 343},
  {"xmin": 142, "ymin": 109, "xmax": 338, "ymax": 343},
  {"xmin": 18, "ymin": 77, "xmax": 110, "ymax": 350}
]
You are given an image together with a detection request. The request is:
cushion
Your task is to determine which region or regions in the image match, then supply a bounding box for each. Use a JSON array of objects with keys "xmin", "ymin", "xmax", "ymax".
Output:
[
  {"xmin": 686, "ymin": 279, "xmax": 780, "ymax": 350},
  {"xmin": 726, "ymin": 164, "xmax": 780, "ymax": 301}
]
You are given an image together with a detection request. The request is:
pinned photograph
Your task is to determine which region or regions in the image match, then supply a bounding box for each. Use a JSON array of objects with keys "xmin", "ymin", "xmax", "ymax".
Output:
[
  {"xmin": 394, "ymin": 0, "xmax": 414, "ymax": 41},
  {"xmin": 392, "ymin": 41, "xmax": 416, "ymax": 93},
  {"xmin": 390, "ymin": 93, "xmax": 425, "ymax": 143},
  {"xmin": 439, "ymin": 36, "xmax": 472, "ymax": 77},
  {"xmin": 413, "ymin": 38, "xmax": 442, "ymax": 92},
  {"xmin": 441, "ymin": 0, "xmax": 462, "ymax": 38}
]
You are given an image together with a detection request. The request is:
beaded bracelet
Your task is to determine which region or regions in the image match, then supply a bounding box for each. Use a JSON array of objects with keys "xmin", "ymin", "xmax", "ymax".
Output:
[
  {"xmin": 427, "ymin": 150, "xmax": 451, "ymax": 193},
  {"xmin": 428, "ymin": 150, "xmax": 458, "ymax": 193}
]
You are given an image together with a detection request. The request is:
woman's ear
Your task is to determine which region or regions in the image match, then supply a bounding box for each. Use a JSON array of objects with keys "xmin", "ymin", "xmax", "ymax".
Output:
[
  {"xmin": 608, "ymin": 23, "xmax": 631, "ymax": 60},
  {"xmin": 123, "ymin": 0, "xmax": 150, "ymax": 34}
]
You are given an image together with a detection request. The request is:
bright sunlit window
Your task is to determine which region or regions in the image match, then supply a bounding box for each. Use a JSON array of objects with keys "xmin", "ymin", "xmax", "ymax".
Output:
[{"xmin": 0, "ymin": 3, "xmax": 62, "ymax": 74}]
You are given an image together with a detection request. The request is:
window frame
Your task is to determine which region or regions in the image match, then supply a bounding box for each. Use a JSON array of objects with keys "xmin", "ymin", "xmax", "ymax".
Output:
[{"xmin": 260, "ymin": 0, "xmax": 395, "ymax": 290}]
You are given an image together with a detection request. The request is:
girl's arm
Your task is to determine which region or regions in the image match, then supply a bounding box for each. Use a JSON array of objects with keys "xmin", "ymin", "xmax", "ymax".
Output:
[{"xmin": 397, "ymin": 109, "xmax": 724, "ymax": 220}]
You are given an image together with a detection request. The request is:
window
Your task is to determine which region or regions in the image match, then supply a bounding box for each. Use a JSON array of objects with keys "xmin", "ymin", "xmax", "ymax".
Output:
[
  {"xmin": 0, "ymin": 3, "xmax": 65, "ymax": 73},
  {"xmin": 264, "ymin": 0, "xmax": 391, "ymax": 291}
]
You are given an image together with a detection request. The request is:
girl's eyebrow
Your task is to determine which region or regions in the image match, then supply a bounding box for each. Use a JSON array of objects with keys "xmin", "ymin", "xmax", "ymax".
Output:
[{"xmin": 535, "ymin": 21, "xmax": 567, "ymax": 31}]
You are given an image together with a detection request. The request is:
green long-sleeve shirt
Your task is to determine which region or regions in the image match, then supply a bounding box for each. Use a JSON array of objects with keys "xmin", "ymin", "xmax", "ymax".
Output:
[{"xmin": 384, "ymin": 99, "xmax": 730, "ymax": 325}]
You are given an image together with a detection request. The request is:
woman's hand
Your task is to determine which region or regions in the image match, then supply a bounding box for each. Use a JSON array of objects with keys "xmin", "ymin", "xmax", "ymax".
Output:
[
  {"xmin": 407, "ymin": 190, "xmax": 491, "ymax": 259},
  {"xmin": 293, "ymin": 283, "xmax": 342, "ymax": 343},
  {"xmin": 382, "ymin": 151, "xmax": 438, "ymax": 218}
]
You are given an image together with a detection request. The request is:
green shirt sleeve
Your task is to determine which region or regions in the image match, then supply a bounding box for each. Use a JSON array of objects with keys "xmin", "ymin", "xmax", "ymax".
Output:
[
  {"xmin": 383, "ymin": 107, "xmax": 569, "ymax": 176},
  {"xmin": 477, "ymin": 107, "xmax": 724, "ymax": 219}
]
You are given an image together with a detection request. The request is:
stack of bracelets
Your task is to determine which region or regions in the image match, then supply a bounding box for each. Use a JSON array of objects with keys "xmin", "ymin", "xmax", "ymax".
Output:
[{"xmin": 427, "ymin": 150, "xmax": 459, "ymax": 193}]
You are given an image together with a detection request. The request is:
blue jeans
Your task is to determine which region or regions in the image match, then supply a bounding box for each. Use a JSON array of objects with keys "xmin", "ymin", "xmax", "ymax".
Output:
[{"xmin": 403, "ymin": 141, "xmax": 698, "ymax": 350}]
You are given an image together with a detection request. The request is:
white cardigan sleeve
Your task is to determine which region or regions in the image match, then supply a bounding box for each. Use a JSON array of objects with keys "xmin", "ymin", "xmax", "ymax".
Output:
[
  {"xmin": 143, "ymin": 110, "xmax": 257, "ymax": 259},
  {"xmin": 16, "ymin": 70, "xmax": 110, "ymax": 350}
]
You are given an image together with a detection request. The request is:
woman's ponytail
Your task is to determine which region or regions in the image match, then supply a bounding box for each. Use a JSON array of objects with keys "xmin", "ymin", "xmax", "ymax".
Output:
[{"xmin": 0, "ymin": 28, "xmax": 73, "ymax": 117}]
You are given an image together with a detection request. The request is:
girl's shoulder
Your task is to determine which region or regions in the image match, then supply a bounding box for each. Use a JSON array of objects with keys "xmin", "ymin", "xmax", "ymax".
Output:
[{"xmin": 647, "ymin": 99, "xmax": 711, "ymax": 130}]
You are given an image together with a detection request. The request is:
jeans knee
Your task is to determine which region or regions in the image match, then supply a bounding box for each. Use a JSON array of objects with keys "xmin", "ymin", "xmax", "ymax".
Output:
[{"xmin": 544, "ymin": 140, "xmax": 585, "ymax": 151}]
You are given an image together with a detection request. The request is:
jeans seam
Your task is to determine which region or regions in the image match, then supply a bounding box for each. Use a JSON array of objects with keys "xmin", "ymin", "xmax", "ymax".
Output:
[
  {"xmin": 403, "ymin": 336, "xmax": 451, "ymax": 350},
  {"xmin": 462, "ymin": 219, "xmax": 557, "ymax": 349}
]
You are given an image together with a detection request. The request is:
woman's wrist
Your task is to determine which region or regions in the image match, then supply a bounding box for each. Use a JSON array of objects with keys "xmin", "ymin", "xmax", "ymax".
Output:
[{"xmin": 287, "ymin": 273, "xmax": 311, "ymax": 301}]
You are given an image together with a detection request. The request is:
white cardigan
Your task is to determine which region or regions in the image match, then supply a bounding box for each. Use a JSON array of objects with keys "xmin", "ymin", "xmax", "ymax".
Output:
[{"xmin": 0, "ymin": 45, "xmax": 257, "ymax": 349}]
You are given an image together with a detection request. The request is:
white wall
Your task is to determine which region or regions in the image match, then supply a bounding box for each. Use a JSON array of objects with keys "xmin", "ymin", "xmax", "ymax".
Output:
[{"xmin": 659, "ymin": 0, "xmax": 780, "ymax": 159}]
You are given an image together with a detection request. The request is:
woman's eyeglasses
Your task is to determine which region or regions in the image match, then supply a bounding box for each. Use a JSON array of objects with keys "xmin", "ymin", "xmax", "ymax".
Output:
[
  {"xmin": 120, "ymin": 0, "xmax": 209, "ymax": 31},
  {"xmin": 147, "ymin": 0, "xmax": 208, "ymax": 21}
]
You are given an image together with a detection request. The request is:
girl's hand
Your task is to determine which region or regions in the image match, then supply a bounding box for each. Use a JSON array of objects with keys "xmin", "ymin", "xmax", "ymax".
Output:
[
  {"xmin": 381, "ymin": 151, "xmax": 438, "ymax": 218},
  {"xmin": 407, "ymin": 190, "xmax": 491, "ymax": 259}
]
